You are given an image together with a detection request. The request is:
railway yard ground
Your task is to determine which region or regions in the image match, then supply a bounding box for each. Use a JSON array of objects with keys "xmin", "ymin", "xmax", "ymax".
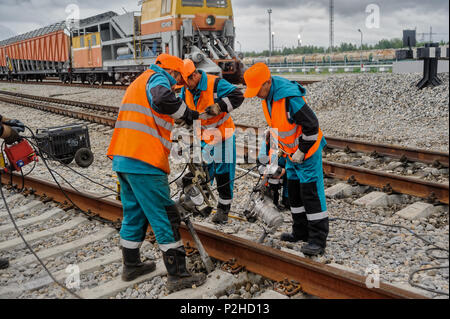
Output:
[{"xmin": 0, "ymin": 71, "xmax": 448, "ymax": 300}]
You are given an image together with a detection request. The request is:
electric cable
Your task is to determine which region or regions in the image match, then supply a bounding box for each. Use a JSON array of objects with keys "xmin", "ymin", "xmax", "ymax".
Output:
[
  {"xmin": 24, "ymin": 133, "xmax": 118, "ymax": 194},
  {"xmin": 328, "ymin": 217, "xmax": 449, "ymax": 296},
  {"xmin": 169, "ymin": 163, "xmax": 189, "ymax": 185},
  {"xmin": 49, "ymin": 168, "xmax": 116, "ymax": 200},
  {"xmin": 239, "ymin": 166, "xmax": 449, "ymax": 296},
  {"xmin": 210, "ymin": 165, "xmax": 259, "ymax": 192},
  {"xmin": 21, "ymin": 135, "xmax": 118, "ymax": 227},
  {"xmin": 0, "ymin": 171, "xmax": 82, "ymax": 299}
]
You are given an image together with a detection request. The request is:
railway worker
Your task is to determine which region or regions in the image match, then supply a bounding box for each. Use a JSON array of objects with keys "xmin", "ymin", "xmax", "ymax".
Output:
[
  {"xmin": 107, "ymin": 54, "xmax": 207, "ymax": 292},
  {"xmin": 243, "ymin": 63, "xmax": 329, "ymax": 256},
  {"xmin": 0, "ymin": 114, "xmax": 25, "ymax": 270},
  {"xmin": 258, "ymin": 129, "xmax": 290, "ymax": 210},
  {"xmin": 179, "ymin": 59, "xmax": 244, "ymax": 224}
]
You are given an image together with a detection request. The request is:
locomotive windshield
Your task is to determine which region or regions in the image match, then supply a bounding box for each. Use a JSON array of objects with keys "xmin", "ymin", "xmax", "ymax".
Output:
[
  {"xmin": 206, "ymin": 0, "xmax": 228, "ymax": 7},
  {"xmin": 182, "ymin": 0, "xmax": 203, "ymax": 7}
]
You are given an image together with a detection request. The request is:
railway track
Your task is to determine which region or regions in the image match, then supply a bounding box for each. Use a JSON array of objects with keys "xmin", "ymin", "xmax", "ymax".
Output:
[
  {"xmin": 0, "ymin": 172, "xmax": 428, "ymax": 299},
  {"xmin": 0, "ymin": 91, "xmax": 448, "ymax": 204},
  {"xmin": 0, "ymin": 80, "xmax": 127, "ymax": 91},
  {"xmin": 0, "ymin": 79, "xmax": 320, "ymax": 90},
  {"xmin": 0, "ymin": 91, "xmax": 448, "ymax": 299}
]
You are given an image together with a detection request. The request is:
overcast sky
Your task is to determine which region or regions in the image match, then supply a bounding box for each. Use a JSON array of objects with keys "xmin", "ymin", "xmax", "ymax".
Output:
[{"xmin": 0, "ymin": 0, "xmax": 448, "ymax": 52}]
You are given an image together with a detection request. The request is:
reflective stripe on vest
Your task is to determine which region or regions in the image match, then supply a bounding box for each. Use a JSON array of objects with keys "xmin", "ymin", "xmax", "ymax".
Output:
[
  {"xmin": 262, "ymin": 98, "xmax": 323, "ymax": 160},
  {"xmin": 114, "ymin": 121, "xmax": 172, "ymax": 150},
  {"xmin": 119, "ymin": 103, "xmax": 174, "ymax": 132},
  {"xmin": 184, "ymin": 74, "xmax": 235, "ymax": 144},
  {"xmin": 107, "ymin": 69, "xmax": 175, "ymax": 174}
]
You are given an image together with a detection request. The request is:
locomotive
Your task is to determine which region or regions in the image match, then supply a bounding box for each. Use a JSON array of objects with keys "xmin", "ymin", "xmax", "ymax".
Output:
[{"xmin": 0, "ymin": 0, "xmax": 245, "ymax": 85}]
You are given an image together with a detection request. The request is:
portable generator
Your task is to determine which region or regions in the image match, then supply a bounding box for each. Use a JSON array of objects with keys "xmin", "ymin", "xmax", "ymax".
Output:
[{"xmin": 34, "ymin": 124, "xmax": 94, "ymax": 168}]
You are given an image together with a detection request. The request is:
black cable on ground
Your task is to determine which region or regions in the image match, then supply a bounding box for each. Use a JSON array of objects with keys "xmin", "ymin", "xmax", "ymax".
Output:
[
  {"xmin": 24, "ymin": 134, "xmax": 118, "ymax": 194},
  {"xmin": 20, "ymin": 133, "xmax": 118, "ymax": 228},
  {"xmin": 169, "ymin": 163, "xmax": 189, "ymax": 186},
  {"xmin": 329, "ymin": 217, "xmax": 449, "ymax": 296},
  {"xmin": 210, "ymin": 165, "xmax": 259, "ymax": 192},
  {"xmin": 48, "ymin": 168, "xmax": 116, "ymax": 200},
  {"xmin": 0, "ymin": 171, "xmax": 82, "ymax": 299}
]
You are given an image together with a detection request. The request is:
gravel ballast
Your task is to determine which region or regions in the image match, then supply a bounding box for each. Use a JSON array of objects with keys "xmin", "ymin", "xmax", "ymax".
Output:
[{"xmin": 0, "ymin": 72, "xmax": 448, "ymax": 299}]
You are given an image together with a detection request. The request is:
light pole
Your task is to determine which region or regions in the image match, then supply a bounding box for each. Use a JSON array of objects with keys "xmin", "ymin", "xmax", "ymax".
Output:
[
  {"xmin": 358, "ymin": 29, "xmax": 363, "ymax": 70},
  {"xmin": 268, "ymin": 8, "xmax": 272, "ymax": 57},
  {"xmin": 236, "ymin": 41, "xmax": 242, "ymax": 52},
  {"xmin": 272, "ymin": 32, "xmax": 275, "ymax": 54}
]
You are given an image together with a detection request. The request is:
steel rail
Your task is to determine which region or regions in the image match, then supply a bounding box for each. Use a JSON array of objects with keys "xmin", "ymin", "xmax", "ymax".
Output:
[
  {"xmin": 0, "ymin": 95, "xmax": 116, "ymax": 128},
  {"xmin": 324, "ymin": 136, "xmax": 449, "ymax": 167},
  {"xmin": 0, "ymin": 80, "xmax": 127, "ymax": 90},
  {"xmin": 235, "ymin": 142, "xmax": 448, "ymax": 204},
  {"xmin": 0, "ymin": 90, "xmax": 119, "ymax": 113},
  {"xmin": 234, "ymin": 124, "xmax": 449, "ymax": 167},
  {"xmin": 0, "ymin": 172, "xmax": 427, "ymax": 299},
  {"xmin": 322, "ymin": 161, "xmax": 449, "ymax": 204},
  {"xmin": 0, "ymin": 79, "xmax": 317, "ymax": 89}
]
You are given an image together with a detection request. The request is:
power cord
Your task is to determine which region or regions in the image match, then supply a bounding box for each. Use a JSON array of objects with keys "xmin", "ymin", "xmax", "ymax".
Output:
[
  {"xmin": 0, "ymin": 171, "xmax": 82, "ymax": 299},
  {"xmin": 237, "ymin": 167, "xmax": 449, "ymax": 296},
  {"xmin": 329, "ymin": 217, "xmax": 449, "ymax": 296}
]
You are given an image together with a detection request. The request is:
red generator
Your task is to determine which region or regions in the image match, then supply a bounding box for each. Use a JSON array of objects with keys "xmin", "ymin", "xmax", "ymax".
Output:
[{"xmin": 3, "ymin": 140, "xmax": 38, "ymax": 172}]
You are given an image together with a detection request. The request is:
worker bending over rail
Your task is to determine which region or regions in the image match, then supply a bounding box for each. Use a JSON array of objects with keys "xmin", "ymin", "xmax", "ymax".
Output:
[
  {"xmin": 0, "ymin": 114, "xmax": 25, "ymax": 270},
  {"xmin": 179, "ymin": 59, "xmax": 244, "ymax": 224},
  {"xmin": 107, "ymin": 54, "xmax": 206, "ymax": 292},
  {"xmin": 243, "ymin": 63, "xmax": 329, "ymax": 256}
]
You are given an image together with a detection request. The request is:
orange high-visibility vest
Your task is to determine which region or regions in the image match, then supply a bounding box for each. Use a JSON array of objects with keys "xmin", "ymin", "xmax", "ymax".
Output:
[
  {"xmin": 184, "ymin": 74, "xmax": 235, "ymax": 145},
  {"xmin": 262, "ymin": 97, "xmax": 323, "ymax": 160},
  {"xmin": 107, "ymin": 69, "xmax": 174, "ymax": 174}
]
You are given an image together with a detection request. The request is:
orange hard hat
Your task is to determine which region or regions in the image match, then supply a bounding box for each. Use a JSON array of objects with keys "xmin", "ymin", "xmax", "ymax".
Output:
[
  {"xmin": 155, "ymin": 53, "xmax": 184, "ymax": 73},
  {"xmin": 182, "ymin": 59, "xmax": 196, "ymax": 83},
  {"xmin": 243, "ymin": 63, "xmax": 271, "ymax": 98}
]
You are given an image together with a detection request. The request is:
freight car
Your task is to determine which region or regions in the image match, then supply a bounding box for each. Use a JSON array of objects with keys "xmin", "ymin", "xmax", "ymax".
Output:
[
  {"xmin": 244, "ymin": 49, "xmax": 397, "ymax": 66},
  {"xmin": 0, "ymin": 0, "xmax": 245, "ymax": 84}
]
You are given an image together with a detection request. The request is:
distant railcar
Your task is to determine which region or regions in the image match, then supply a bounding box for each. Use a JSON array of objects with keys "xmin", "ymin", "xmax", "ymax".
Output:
[{"xmin": 243, "ymin": 48, "xmax": 398, "ymax": 67}]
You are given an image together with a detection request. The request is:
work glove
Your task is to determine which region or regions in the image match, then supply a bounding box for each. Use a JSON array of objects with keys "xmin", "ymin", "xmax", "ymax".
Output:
[
  {"xmin": 4, "ymin": 119, "xmax": 25, "ymax": 133},
  {"xmin": 2, "ymin": 125, "xmax": 22, "ymax": 145},
  {"xmin": 290, "ymin": 149, "xmax": 305, "ymax": 164},
  {"xmin": 183, "ymin": 110, "xmax": 200, "ymax": 126},
  {"xmin": 205, "ymin": 103, "xmax": 221, "ymax": 116}
]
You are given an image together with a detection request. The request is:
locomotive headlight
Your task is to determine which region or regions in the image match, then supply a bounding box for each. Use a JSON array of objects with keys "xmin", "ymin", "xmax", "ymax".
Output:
[{"xmin": 206, "ymin": 15, "xmax": 216, "ymax": 26}]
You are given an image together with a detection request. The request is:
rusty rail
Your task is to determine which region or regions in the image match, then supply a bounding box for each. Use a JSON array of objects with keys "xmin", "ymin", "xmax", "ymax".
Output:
[
  {"xmin": 323, "ymin": 161, "xmax": 449, "ymax": 204},
  {"xmin": 235, "ymin": 142, "xmax": 448, "ymax": 204},
  {"xmin": 235, "ymin": 124, "xmax": 449, "ymax": 167},
  {"xmin": 0, "ymin": 90, "xmax": 119, "ymax": 113},
  {"xmin": 0, "ymin": 95, "xmax": 116, "ymax": 128},
  {"xmin": 0, "ymin": 172, "xmax": 427, "ymax": 299},
  {"xmin": 0, "ymin": 80, "xmax": 127, "ymax": 90},
  {"xmin": 325, "ymin": 137, "xmax": 449, "ymax": 167}
]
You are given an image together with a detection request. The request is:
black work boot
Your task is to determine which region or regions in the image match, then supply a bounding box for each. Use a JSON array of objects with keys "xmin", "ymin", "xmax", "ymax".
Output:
[
  {"xmin": 301, "ymin": 242, "xmax": 325, "ymax": 256},
  {"xmin": 280, "ymin": 212, "xmax": 308, "ymax": 243},
  {"xmin": 280, "ymin": 232, "xmax": 308, "ymax": 243},
  {"xmin": 0, "ymin": 257, "xmax": 9, "ymax": 270},
  {"xmin": 163, "ymin": 247, "xmax": 206, "ymax": 292},
  {"xmin": 277, "ymin": 196, "xmax": 290, "ymax": 211},
  {"xmin": 121, "ymin": 247, "xmax": 156, "ymax": 282},
  {"xmin": 212, "ymin": 207, "xmax": 229, "ymax": 224}
]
